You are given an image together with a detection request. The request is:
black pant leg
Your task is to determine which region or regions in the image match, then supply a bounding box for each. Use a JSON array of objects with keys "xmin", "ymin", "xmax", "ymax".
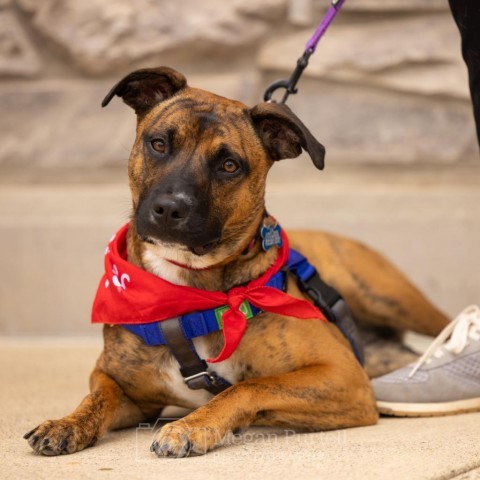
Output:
[{"xmin": 448, "ymin": 0, "xmax": 480, "ymax": 147}]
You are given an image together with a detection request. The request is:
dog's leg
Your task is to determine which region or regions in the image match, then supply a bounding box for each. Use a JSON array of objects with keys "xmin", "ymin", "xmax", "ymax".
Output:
[
  {"xmin": 24, "ymin": 368, "xmax": 146, "ymax": 455},
  {"xmin": 151, "ymin": 361, "xmax": 377, "ymax": 457}
]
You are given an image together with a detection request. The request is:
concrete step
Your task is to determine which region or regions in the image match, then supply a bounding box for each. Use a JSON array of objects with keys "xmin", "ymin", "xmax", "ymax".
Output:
[
  {"xmin": 0, "ymin": 164, "xmax": 479, "ymax": 335},
  {"xmin": 2, "ymin": 337, "xmax": 480, "ymax": 480}
]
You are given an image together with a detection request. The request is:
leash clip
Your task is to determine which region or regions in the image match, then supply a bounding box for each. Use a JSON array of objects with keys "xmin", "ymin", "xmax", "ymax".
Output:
[
  {"xmin": 262, "ymin": 0, "xmax": 345, "ymax": 104},
  {"xmin": 263, "ymin": 49, "xmax": 313, "ymax": 104}
]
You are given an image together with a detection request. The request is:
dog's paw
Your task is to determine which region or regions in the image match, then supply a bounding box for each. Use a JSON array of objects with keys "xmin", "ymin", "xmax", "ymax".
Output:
[
  {"xmin": 150, "ymin": 420, "xmax": 221, "ymax": 458},
  {"xmin": 23, "ymin": 419, "xmax": 98, "ymax": 456}
]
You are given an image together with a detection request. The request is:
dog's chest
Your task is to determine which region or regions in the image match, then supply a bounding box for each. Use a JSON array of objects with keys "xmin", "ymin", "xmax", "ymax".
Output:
[
  {"xmin": 160, "ymin": 336, "xmax": 243, "ymax": 408},
  {"xmin": 193, "ymin": 336, "xmax": 243, "ymax": 385}
]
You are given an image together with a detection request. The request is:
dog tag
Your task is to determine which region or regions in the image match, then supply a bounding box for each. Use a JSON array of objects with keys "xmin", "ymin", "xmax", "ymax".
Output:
[{"xmin": 261, "ymin": 220, "xmax": 282, "ymax": 251}]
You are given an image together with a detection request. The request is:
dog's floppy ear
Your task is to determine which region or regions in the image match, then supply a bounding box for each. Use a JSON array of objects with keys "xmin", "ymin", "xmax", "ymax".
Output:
[
  {"xmin": 250, "ymin": 102, "xmax": 325, "ymax": 170},
  {"xmin": 101, "ymin": 66, "xmax": 187, "ymax": 116}
]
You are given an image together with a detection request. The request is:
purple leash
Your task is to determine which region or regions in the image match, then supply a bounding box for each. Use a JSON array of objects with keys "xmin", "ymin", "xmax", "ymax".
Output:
[{"xmin": 263, "ymin": 0, "xmax": 346, "ymax": 103}]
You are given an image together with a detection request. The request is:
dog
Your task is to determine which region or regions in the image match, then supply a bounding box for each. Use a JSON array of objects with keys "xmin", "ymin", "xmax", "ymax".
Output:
[{"xmin": 24, "ymin": 66, "xmax": 450, "ymax": 457}]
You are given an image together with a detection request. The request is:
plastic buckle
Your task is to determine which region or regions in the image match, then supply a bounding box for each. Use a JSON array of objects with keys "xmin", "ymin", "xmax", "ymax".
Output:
[{"xmin": 296, "ymin": 276, "xmax": 336, "ymax": 323}]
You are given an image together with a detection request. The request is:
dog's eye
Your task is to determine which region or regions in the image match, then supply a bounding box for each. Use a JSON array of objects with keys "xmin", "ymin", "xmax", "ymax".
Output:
[
  {"xmin": 221, "ymin": 159, "xmax": 239, "ymax": 174},
  {"xmin": 151, "ymin": 138, "xmax": 166, "ymax": 154}
]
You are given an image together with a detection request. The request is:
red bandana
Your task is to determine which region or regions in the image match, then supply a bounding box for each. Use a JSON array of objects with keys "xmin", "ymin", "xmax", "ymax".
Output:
[{"xmin": 91, "ymin": 223, "xmax": 327, "ymax": 363}]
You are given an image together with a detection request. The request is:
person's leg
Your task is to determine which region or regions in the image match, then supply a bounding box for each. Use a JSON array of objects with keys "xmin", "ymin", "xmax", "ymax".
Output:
[
  {"xmin": 448, "ymin": 0, "xmax": 480, "ymax": 146},
  {"xmin": 449, "ymin": 0, "xmax": 480, "ymax": 144}
]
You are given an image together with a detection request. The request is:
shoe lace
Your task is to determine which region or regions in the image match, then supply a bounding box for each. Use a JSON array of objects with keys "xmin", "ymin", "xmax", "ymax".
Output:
[{"xmin": 409, "ymin": 305, "xmax": 480, "ymax": 378}]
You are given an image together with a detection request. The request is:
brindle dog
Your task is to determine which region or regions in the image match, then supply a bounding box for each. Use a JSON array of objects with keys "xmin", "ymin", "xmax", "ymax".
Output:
[{"xmin": 24, "ymin": 67, "xmax": 449, "ymax": 457}]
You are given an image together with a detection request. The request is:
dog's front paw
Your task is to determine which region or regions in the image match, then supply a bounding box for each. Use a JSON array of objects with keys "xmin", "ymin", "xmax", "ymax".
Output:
[
  {"xmin": 150, "ymin": 419, "xmax": 222, "ymax": 458},
  {"xmin": 24, "ymin": 418, "xmax": 98, "ymax": 456}
]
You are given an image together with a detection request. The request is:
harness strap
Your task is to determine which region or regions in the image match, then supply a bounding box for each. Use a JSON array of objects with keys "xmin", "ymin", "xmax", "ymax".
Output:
[
  {"xmin": 300, "ymin": 272, "xmax": 364, "ymax": 365},
  {"xmin": 123, "ymin": 271, "xmax": 284, "ymax": 346},
  {"xmin": 125, "ymin": 248, "xmax": 363, "ymax": 396},
  {"xmin": 158, "ymin": 317, "xmax": 231, "ymax": 395},
  {"xmin": 287, "ymin": 250, "xmax": 364, "ymax": 364}
]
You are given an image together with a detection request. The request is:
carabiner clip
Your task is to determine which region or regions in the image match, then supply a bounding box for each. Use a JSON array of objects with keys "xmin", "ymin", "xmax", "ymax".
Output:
[
  {"xmin": 263, "ymin": 79, "xmax": 294, "ymax": 104},
  {"xmin": 263, "ymin": 49, "xmax": 313, "ymax": 104}
]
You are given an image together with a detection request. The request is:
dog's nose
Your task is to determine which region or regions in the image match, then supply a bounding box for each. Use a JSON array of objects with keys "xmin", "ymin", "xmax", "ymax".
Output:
[{"xmin": 151, "ymin": 195, "xmax": 190, "ymax": 224}]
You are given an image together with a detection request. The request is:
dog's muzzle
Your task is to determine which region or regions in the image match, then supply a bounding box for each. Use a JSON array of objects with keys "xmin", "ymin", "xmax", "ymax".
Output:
[{"xmin": 137, "ymin": 191, "xmax": 221, "ymax": 256}]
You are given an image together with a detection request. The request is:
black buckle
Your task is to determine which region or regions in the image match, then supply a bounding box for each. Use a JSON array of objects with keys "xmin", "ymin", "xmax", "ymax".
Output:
[
  {"xmin": 160, "ymin": 318, "xmax": 231, "ymax": 395},
  {"xmin": 296, "ymin": 274, "xmax": 339, "ymax": 323},
  {"xmin": 182, "ymin": 368, "xmax": 229, "ymax": 394},
  {"xmin": 180, "ymin": 361, "xmax": 226, "ymax": 391},
  {"xmin": 183, "ymin": 371, "xmax": 218, "ymax": 389}
]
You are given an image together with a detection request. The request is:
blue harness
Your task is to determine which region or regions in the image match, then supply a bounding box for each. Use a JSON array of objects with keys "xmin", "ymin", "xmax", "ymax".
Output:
[
  {"xmin": 124, "ymin": 249, "xmax": 312, "ymax": 347},
  {"xmin": 123, "ymin": 249, "xmax": 363, "ymax": 394}
]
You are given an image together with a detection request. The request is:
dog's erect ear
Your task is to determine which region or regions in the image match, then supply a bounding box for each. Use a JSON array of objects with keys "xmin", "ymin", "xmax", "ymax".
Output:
[
  {"xmin": 250, "ymin": 102, "xmax": 325, "ymax": 170},
  {"xmin": 101, "ymin": 67, "xmax": 187, "ymax": 116}
]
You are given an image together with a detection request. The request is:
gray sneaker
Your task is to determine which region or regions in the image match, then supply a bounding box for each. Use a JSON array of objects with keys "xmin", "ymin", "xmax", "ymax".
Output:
[{"xmin": 372, "ymin": 305, "xmax": 480, "ymax": 417}]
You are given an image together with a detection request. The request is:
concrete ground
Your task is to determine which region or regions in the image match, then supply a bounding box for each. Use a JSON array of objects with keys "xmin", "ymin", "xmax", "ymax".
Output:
[{"xmin": 1, "ymin": 337, "xmax": 480, "ymax": 480}]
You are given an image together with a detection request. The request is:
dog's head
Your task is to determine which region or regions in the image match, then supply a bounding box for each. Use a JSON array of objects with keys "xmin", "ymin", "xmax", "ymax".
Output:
[{"xmin": 103, "ymin": 67, "xmax": 325, "ymax": 269}]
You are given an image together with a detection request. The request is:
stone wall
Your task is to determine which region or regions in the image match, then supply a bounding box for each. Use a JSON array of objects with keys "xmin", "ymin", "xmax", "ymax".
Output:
[
  {"xmin": 1, "ymin": 1, "xmax": 479, "ymax": 336},
  {"xmin": 1, "ymin": 0, "xmax": 478, "ymax": 167}
]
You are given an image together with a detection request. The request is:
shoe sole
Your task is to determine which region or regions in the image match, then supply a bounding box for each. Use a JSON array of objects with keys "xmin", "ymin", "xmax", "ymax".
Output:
[{"xmin": 377, "ymin": 397, "xmax": 480, "ymax": 417}]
